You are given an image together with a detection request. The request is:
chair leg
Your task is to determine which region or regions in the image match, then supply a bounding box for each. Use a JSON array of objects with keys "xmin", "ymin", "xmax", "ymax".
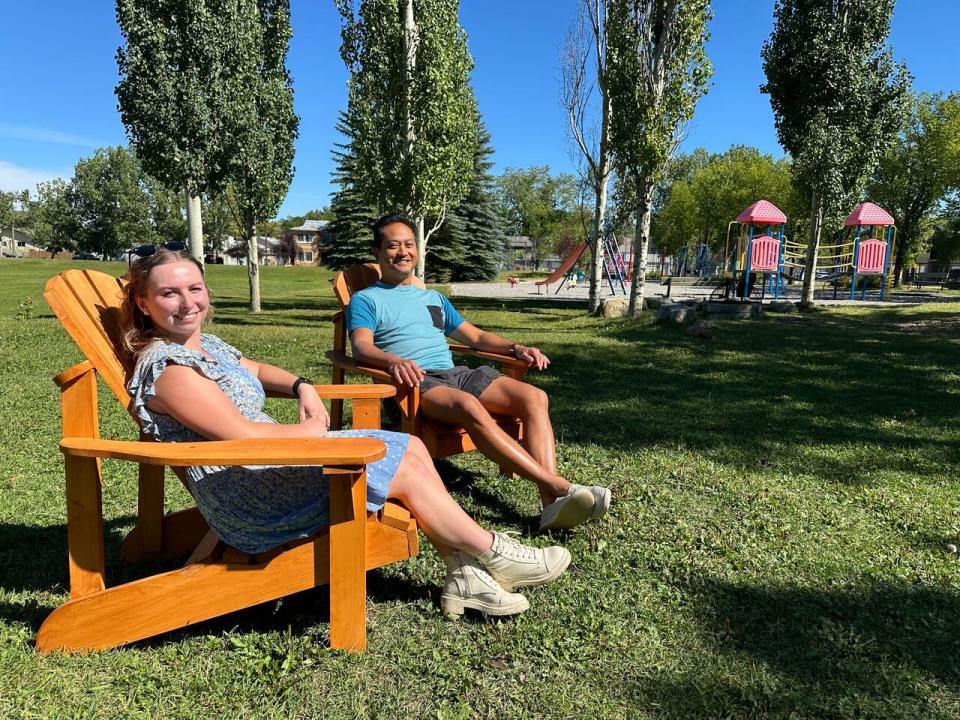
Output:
[
  {"xmin": 65, "ymin": 456, "xmax": 105, "ymax": 599},
  {"xmin": 327, "ymin": 470, "xmax": 367, "ymax": 652}
]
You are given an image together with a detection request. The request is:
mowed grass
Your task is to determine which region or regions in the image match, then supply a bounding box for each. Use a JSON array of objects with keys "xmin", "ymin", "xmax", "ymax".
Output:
[{"xmin": 1, "ymin": 258, "xmax": 959, "ymax": 719}]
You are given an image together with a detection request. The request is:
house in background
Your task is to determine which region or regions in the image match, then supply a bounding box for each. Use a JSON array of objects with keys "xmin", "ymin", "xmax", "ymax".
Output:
[{"xmin": 284, "ymin": 219, "xmax": 333, "ymax": 265}]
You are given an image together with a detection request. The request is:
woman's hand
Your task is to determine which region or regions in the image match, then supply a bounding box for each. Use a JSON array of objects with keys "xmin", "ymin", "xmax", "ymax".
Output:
[{"xmin": 297, "ymin": 383, "xmax": 330, "ymax": 431}]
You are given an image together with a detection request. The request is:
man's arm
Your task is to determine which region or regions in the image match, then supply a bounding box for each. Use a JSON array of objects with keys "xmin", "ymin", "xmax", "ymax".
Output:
[
  {"xmin": 350, "ymin": 327, "xmax": 426, "ymax": 387},
  {"xmin": 449, "ymin": 321, "xmax": 550, "ymax": 371}
]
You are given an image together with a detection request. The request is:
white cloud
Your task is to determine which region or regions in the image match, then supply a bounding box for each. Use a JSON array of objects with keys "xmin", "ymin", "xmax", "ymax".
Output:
[
  {"xmin": 0, "ymin": 123, "xmax": 104, "ymax": 148},
  {"xmin": 0, "ymin": 161, "xmax": 70, "ymax": 193}
]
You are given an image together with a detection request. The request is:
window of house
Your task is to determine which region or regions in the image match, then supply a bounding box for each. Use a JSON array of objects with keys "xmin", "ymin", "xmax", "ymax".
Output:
[{"xmin": 305, "ymin": 252, "xmax": 313, "ymax": 262}]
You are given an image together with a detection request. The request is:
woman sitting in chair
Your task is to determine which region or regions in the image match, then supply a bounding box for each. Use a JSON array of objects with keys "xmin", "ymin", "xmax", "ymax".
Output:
[{"xmin": 121, "ymin": 248, "xmax": 570, "ymax": 617}]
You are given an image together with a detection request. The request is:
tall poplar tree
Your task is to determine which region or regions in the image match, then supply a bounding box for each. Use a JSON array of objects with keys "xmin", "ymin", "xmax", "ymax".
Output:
[
  {"xmin": 606, "ymin": 0, "xmax": 712, "ymax": 317},
  {"xmin": 762, "ymin": 0, "xmax": 908, "ymax": 305},
  {"xmin": 116, "ymin": 0, "xmax": 252, "ymax": 264},
  {"xmin": 225, "ymin": 0, "xmax": 299, "ymax": 312},
  {"xmin": 336, "ymin": 0, "xmax": 477, "ymax": 278}
]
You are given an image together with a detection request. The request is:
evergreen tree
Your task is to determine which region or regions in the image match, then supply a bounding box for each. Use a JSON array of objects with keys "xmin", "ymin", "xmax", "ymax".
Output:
[
  {"xmin": 450, "ymin": 122, "xmax": 505, "ymax": 281},
  {"xmin": 326, "ymin": 116, "xmax": 378, "ymax": 270}
]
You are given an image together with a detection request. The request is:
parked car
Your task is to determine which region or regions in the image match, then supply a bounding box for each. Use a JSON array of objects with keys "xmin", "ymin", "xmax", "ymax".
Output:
[{"xmin": 73, "ymin": 253, "xmax": 100, "ymax": 260}]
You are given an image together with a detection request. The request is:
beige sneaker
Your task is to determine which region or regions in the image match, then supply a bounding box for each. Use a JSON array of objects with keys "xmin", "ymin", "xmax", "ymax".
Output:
[
  {"xmin": 477, "ymin": 532, "xmax": 571, "ymax": 592},
  {"xmin": 440, "ymin": 551, "xmax": 530, "ymax": 617},
  {"xmin": 539, "ymin": 486, "xmax": 595, "ymax": 530},
  {"xmin": 570, "ymin": 484, "xmax": 612, "ymax": 519}
]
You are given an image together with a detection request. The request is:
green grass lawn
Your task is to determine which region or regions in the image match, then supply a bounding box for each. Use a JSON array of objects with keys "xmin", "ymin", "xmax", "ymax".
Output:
[{"xmin": 1, "ymin": 258, "xmax": 959, "ymax": 719}]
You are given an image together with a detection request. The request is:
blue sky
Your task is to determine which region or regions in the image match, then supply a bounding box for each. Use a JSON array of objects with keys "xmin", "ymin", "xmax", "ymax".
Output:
[{"xmin": 2, "ymin": 1, "xmax": 957, "ymax": 218}]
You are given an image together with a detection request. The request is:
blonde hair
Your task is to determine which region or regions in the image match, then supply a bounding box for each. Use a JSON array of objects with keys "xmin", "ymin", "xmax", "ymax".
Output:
[{"xmin": 120, "ymin": 249, "xmax": 213, "ymax": 358}]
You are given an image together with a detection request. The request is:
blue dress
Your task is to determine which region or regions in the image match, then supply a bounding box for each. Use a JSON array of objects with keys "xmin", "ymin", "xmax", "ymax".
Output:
[{"xmin": 128, "ymin": 334, "xmax": 409, "ymax": 554}]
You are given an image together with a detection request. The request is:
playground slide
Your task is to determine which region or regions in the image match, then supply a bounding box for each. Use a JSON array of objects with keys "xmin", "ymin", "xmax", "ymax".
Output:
[{"xmin": 535, "ymin": 242, "xmax": 589, "ymax": 287}]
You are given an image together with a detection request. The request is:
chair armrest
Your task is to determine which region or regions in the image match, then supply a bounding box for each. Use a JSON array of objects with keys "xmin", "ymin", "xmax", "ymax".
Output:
[
  {"xmin": 448, "ymin": 344, "xmax": 530, "ymax": 369},
  {"xmin": 60, "ymin": 436, "xmax": 386, "ymax": 467},
  {"xmin": 325, "ymin": 351, "xmax": 395, "ymax": 384},
  {"xmin": 266, "ymin": 383, "xmax": 395, "ymax": 400}
]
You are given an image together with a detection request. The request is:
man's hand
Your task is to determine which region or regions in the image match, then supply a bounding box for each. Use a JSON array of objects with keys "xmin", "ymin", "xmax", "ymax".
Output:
[
  {"xmin": 513, "ymin": 343, "xmax": 550, "ymax": 371},
  {"xmin": 297, "ymin": 383, "xmax": 330, "ymax": 431},
  {"xmin": 387, "ymin": 357, "xmax": 426, "ymax": 387}
]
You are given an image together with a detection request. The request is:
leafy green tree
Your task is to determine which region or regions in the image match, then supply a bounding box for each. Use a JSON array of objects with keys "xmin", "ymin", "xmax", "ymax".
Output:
[
  {"xmin": 224, "ymin": 0, "xmax": 299, "ymax": 312},
  {"xmin": 606, "ymin": 0, "xmax": 712, "ymax": 316},
  {"xmin": 929, "ymin": 207, "xmax": 960, "ymax": 269},
  {"xmin": 0, "ymin": 190, "xmax": 31, "ymax": 248},
  {"xmin": 71, "ymin": 146, "xmax": 156, "ymax": 257},
  {"xmin": 762, "ymin": 0, "xmax": 909, "ymax": 305},
  {"xmin": 868, "ymin": 92, "xmax": 960, "ymax": 283},
  {"xmin": 497, "ymin": 166, "xmax": 581, "ymax": 270},
  {"xmin": 116, "ymin": 0, "xmax": 257, "ymax": 262},
  {"xmin": 336, "ymin": 0, "xmax": 477, "ymax": 277},
  {"xmin": 30, "ymin": 180, "xmax": 79, "ymax": 256}
]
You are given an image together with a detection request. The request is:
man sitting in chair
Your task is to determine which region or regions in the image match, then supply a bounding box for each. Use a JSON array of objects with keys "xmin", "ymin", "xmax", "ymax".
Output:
[{"xmin": 346, "ymin": 214, "xmax": 611, "ymax": 531}]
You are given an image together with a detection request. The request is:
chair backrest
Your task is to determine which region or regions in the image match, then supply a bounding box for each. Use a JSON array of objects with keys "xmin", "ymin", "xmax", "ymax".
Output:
[
  {"xmin": 332, "ymin": 263, "xmax": 426, "ymax": 309},
  {"xmin": 44, "ymin": 269, "xmax": 132, "ymax": 411}
]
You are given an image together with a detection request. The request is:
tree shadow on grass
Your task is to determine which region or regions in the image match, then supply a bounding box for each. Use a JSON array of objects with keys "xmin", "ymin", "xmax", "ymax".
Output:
[
  {"xmin": 532, "ymin": 309, "xmax": 960, "ymax": 482},
  {"xmin": 433, "ymin": 459, "xmax": 538, "ymax": 534},
  {"xmin": 628, "ymin": 577, "xmax": 960, "ymax": 719}
]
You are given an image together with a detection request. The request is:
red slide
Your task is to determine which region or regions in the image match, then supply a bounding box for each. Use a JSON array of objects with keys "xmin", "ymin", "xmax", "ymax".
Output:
[{"xmin": 534, "ymin": 242, "xmax": 589, "ymax": 289}]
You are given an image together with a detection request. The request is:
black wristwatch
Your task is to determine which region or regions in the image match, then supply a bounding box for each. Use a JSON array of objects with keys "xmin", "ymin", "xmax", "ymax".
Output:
[{"xmin": 291, "ymin": 376, "xmax": 313, "ymax": 396}]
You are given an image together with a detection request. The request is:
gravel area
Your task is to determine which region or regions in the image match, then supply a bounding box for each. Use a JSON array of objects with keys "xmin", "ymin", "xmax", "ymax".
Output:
[{"xmin": 449, "ymin": 279, "xmax": 960, "ymax": 307}]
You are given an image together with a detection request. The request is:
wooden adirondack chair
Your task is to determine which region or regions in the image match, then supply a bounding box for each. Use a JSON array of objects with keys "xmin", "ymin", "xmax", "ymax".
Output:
[
  {"xmin": 325, "ymin": 264, "xmax": 529, "ymax": 471},
  {"xmin": 38, "ymin": 268, "xmax": 418, "ymax": 654}
]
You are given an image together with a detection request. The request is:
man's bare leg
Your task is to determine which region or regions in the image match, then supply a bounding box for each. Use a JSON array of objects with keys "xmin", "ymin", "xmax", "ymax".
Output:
[
  {"xmin": 419, "ymin": 385, "xmax": 571, "ymax": 505},
  {"xmin": 478, "ymin": 376, "xmax": 558, "ymax": 477}
]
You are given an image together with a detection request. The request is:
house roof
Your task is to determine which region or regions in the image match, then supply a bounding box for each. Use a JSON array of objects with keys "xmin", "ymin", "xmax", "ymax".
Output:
[{"xmin": 289, "ymin": 219, "xmax": 330, "ymax": 232}]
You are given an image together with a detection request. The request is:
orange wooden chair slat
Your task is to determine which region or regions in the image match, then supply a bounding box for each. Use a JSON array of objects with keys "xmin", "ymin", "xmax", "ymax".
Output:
[{"xmin": 38, "ymin": 268, "xmax": 418, "ymax": 654}]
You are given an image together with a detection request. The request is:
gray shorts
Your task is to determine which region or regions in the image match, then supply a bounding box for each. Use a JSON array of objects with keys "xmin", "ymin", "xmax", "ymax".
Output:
[{"xmin": 420, "ymin": 365, "xmax": 502, "ymax": 399}]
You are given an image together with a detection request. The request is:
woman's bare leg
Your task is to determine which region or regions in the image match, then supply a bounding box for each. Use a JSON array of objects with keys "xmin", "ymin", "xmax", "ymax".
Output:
[{"xmin": 386, "ymin": 436, "xmax": 493, "ymax": 557}]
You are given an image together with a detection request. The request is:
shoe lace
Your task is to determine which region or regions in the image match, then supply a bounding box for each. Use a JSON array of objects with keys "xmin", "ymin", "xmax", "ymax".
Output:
[{"xmin": 496, "ymin": 532, "xmax": 537, "ymax": 562}]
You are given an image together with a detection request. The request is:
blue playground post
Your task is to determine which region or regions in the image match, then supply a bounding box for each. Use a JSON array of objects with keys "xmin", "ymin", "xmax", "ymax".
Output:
[{"xmin": 743, "ymin": 223, "xmax": 754, "ymax": 298}]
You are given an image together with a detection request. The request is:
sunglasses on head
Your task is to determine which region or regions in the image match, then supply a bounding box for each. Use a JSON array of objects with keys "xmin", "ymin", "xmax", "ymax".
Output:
[{"xmin": 132, "ymin": 241, "xmax": 187, "ymax": 258}]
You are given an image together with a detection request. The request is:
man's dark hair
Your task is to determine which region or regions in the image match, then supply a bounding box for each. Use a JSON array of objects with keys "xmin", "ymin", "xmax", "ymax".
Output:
[{"xmin": 372, "ymin": 213, "xmax": 417, "ymax": 248}]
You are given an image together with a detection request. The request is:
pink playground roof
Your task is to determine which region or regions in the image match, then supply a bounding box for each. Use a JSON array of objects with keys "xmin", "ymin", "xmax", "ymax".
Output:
[
  {"xmin": 844, "ymin": 202, "xmax": 895, "ymax": 226},
  {"xmin": 736, "ymin": 200, "xmax": 787, "ymax": 225}
]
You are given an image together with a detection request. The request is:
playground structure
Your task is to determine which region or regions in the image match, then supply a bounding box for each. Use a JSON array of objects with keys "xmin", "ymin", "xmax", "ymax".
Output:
[
  {"xmin": 780, "ymin": 202, "xmax": 896, "ymax": 300},
  {"xmin": 721, "ymin": 200, "xmax": 788, "ymax": 300},
  {"xmin": 718, "ymin": 199, "xmax": 897, "ymax": 302},
  {"xmin": 535, "ymin": 235, "xmax": 628, "ymax": 295}
]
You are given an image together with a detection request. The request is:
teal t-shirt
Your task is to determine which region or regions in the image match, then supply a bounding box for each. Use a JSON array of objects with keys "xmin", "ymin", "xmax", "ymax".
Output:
[{"xmin": 346, "ymin": 281, "xmax": 465, "ymax": 370}]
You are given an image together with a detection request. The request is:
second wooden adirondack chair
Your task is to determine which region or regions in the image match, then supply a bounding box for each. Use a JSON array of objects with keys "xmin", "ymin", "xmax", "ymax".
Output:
[
  {"xmin": 325, "ymin": 264, "xmax": 529, "ymax": 472},
  {"xmin": 39, "ymin": 268, "xmax": 418, "ymax": 654}
]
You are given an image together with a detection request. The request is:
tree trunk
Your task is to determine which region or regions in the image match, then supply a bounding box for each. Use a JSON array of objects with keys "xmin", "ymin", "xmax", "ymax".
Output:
[
  {"xmin": 893, "ymin": 238, "xmax": 906, "ymax": 287},
  {"xmin": 245, "ymin": 217, "xmax": 261, "ymax": 313},
  {"xmin": 628, "ymin": 180, "xmax": 654, "ymax": 318},
  {"xmin": 185, "ymin": 191, "xmax": 204, "ymax": 268},
  {"xmin": 414, "ymin": 215, "xmax": 426, "ymax": 279},
  {"xmin": 588, "ymin": 179, "xmax": 609, "ymax": 314},
  {"xmin": 800, "ymin": 190, "xmax": 823, "ymax": 307}
]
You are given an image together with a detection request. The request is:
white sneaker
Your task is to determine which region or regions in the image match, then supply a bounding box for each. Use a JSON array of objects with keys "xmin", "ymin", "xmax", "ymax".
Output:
[
  {"xmin": 569, "ymin": 484, "xmax": 612, "ymax": 519},
  {"xmin": 539, "ymin": 486, "xmax": 595, "ymax": 530},
  {"xmin": 477, "ymin": 532, "xmax": 571, "ymax": 592},
  {"xmin": 440, "ymin": 551, "xmax": 530, "ymax": 617}
]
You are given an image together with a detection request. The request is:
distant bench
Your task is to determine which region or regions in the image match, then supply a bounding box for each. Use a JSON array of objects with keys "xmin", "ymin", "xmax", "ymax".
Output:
[{"xmin": 912, "ymin": 271, "xmax": 948, "ymax": 289}]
